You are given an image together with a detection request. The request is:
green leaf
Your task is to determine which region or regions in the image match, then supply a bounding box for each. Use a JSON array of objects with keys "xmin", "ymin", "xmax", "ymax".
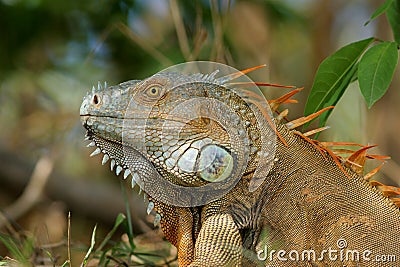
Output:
[
  {"xmin": 387, "ymin": 0, "xmax": 400, "ymax": 44},
  {"xmin": 364, "ymin": 0, "xmax": 394, "ymax": 26},
  {"xmin": 316, "ymin": 61, "xmax": 359, "ymax": 135},
  {"xmin": 0, "ymin": 234, "xmax": 25, "ymax": 263},
  {"xmin": 304, "ymin": 38, "xmax": 375, "ymax": 127},
  {"xmin": 81, "ymin": 224, "xmax": 97, "ymax": 267},
  {"xmin": 358, "ymin": 41, "xmax": 399, "ymax": 108},
  {"xmin": 120, "ymin": 181, "xmax": 136, "ymax": 251},
  {"xmin": 96, "ymin": 213, "xmax": 126, "ymax": 253}
]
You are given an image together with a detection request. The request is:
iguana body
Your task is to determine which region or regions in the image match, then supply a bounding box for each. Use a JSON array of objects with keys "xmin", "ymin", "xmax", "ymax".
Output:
[{"xmin": 80, "ymin": 64, "xmax": 400, "ymax": 266}]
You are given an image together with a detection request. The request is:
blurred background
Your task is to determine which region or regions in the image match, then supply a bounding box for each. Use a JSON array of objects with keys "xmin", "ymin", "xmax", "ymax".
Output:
[{"xmin": 0, "ymin": 0, "xmax": 399, "ymax": 265}]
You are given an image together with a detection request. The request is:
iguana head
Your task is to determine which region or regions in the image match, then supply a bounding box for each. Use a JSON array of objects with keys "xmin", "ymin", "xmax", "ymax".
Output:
[{"xmin": 80, "ymin": 63, "xmax": 276, "ymax": 207}]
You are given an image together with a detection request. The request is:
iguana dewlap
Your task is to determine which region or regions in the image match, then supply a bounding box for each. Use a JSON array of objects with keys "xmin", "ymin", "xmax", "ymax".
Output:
[{"xmin": 80, "ymin": 64, "xmax": 400, "ymax": 266}]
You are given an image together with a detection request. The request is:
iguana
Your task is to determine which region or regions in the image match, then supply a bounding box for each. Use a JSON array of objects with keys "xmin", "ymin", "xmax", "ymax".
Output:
[{"xmin": 80, "ymin": 62, "xmax": 400, "ymax": 266}]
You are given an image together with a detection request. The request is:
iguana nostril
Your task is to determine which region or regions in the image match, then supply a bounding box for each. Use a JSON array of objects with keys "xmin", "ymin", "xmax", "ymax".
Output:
[{"xmin": 92, "ymin": 94, "xmax": 100, "ymax": 105}]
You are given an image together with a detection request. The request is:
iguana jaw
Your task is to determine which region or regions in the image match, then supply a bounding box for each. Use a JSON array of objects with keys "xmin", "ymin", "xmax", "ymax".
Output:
[{"xmin": 83, "ymin": 128, "xmax": 163, "ymax": 226}]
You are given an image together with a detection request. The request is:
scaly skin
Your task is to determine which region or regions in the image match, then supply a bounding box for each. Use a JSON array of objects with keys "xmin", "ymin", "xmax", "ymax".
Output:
[{"xmin": 80, "ymin": 69, "xmax": 400, "ymax": 266}]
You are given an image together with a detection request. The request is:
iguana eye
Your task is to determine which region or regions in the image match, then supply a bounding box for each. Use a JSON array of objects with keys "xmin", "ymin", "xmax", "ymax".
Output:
[
  {"xmin": 135, "ymin": 83, "xmax": 166, "ymax": 106},
  {"xmin": 145, "ymin": 86, "xmax": 162, "ymax": 98}
]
